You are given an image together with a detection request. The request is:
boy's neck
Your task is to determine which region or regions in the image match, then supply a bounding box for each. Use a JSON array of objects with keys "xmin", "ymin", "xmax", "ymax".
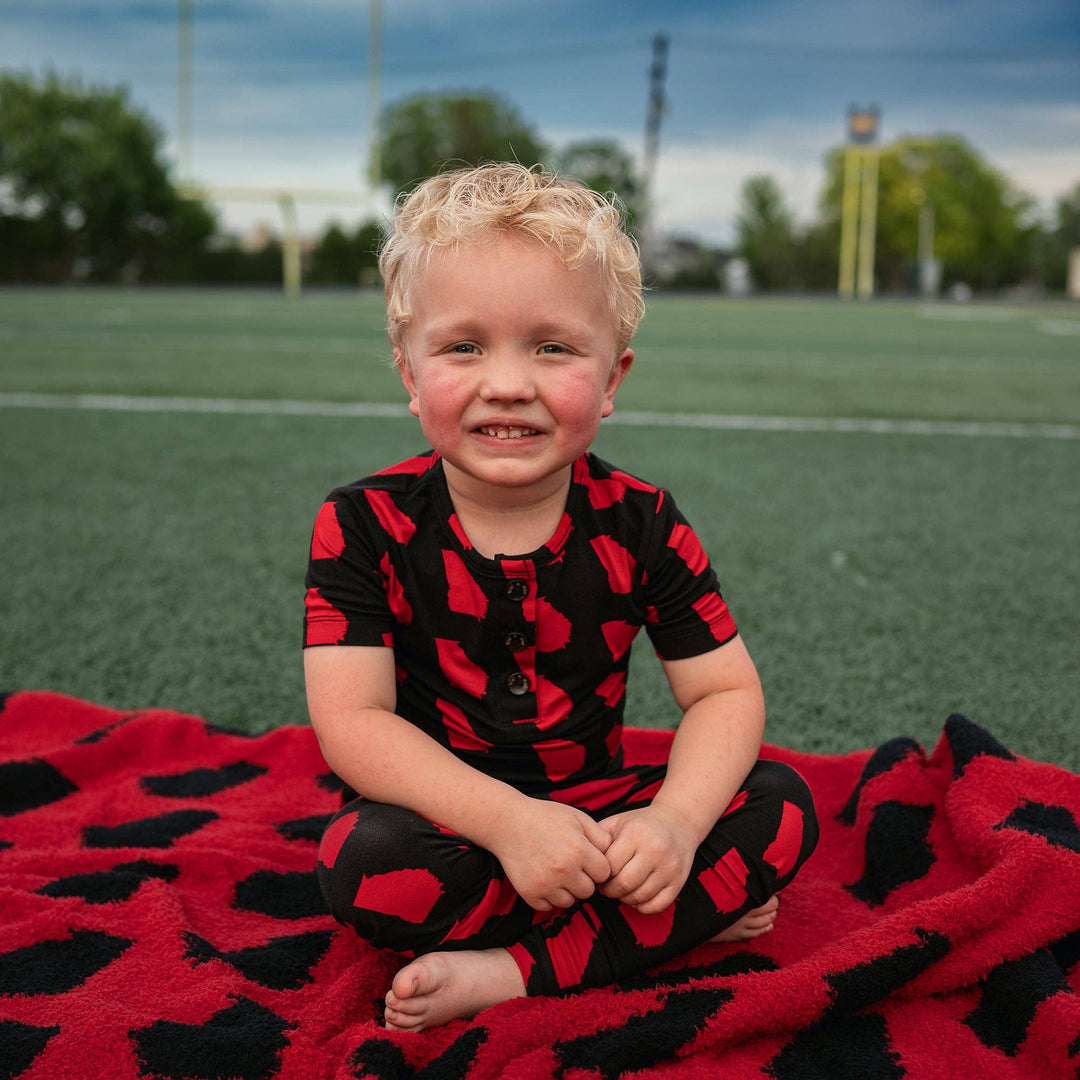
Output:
[{"xmin": 443, "ymin": 463, "xmax": 573, "ymax": 560}]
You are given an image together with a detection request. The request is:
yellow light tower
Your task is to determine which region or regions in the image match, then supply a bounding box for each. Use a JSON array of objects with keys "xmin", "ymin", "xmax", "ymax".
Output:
[{"xmin": 837, "ymin": 105, "xmax": 881, "ymax": 300}]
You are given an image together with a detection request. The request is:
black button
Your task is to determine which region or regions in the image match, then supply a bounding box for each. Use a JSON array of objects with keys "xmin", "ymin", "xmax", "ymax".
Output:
[
  {"xmin": 505, "ymin": 579, "xmax": 529, "ymax": 601},
  {"xmin": 506, "ymin": 672, "xmax": 530, "ymax": 695},
  {"xmin": 505, "ymin": 632, "xmax": 529, "ymax": 652}
]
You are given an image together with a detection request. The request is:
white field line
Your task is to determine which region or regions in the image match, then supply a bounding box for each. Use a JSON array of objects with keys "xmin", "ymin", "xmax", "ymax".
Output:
[
  {"xmin": 2, "ymin": 391, "xmax": 1079, "ymax": 440},
  {"xmin": 1039, "ymin": 318, "xmax": 1080, "ymax": 336}
]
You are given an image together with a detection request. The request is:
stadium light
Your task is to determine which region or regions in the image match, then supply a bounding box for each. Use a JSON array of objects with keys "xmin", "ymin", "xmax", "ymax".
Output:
[{"xmin": 837, "ymin": 106, "xmax": 881, "ymax": 300}]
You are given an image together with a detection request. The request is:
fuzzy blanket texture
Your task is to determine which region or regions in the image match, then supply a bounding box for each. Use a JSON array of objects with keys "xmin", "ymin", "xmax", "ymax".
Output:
[{"xmin": 1, "ymin": 690, "xmax": 1079, "ymax": 1080}]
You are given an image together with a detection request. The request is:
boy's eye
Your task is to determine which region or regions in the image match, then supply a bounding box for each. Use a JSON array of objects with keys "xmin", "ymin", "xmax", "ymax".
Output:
[
  {"xmin": 451, "ymin": 343, "xmax": 478, "ymax": 354},
  {"xmin": 539, "ymin": 343, "xmax": 567, "ymax": 354}
]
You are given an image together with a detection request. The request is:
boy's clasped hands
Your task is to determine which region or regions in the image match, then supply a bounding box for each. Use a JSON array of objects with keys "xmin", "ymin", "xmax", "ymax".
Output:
[{"xmin": 486, "ymin": 796, "xmax": 698, "ymax": 917}]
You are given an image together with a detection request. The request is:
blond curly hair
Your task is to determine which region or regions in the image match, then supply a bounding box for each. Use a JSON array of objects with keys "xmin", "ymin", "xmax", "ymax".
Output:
[{"xmin": 379, "ymin": 163, "xmax": 644, "ymax": 355}]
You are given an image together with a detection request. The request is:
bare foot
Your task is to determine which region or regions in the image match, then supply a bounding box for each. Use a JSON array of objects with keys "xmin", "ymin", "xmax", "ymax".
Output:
[
  {"xmin": 384, "ymin": 948, "xmax": 526, "ymax": 1032},
  {"xmin": 709, "ymin": 895, "xmax": 779, "ymax": 943}
]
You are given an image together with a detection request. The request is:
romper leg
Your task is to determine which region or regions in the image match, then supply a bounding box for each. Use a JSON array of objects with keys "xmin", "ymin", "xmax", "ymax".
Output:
[
  {"xmin": 317, "ymin": 799, "xmax": 535, "ymax": 956},
  {"xmin": 506, "ymin": 760, "xmax": 818, "ymax": 996}
]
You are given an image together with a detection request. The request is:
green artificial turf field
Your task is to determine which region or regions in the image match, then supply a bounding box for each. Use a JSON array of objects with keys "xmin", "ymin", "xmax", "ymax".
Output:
[{"xmin": 1, "ymin": 288, "xmax": 1077, "ymax": 768}]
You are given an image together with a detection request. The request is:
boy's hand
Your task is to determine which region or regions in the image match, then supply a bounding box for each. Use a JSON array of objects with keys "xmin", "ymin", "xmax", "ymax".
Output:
[
  {"xmin": 596, "ymin": 804, "xmax": 697, "ymax": 914},
  {"xmin": 488, "ymin": 798, "xmax": 612, "ymax": 912}
]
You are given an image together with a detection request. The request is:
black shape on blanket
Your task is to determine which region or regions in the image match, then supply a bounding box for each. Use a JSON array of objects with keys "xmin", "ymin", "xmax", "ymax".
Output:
[{"xmin": 129, "ymin": 997, "xmax": 292, "ymax": 1080}]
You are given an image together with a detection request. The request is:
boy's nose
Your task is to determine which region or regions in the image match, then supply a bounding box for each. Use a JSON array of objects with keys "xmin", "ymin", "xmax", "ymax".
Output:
[{"xmin": 478, "ymin": 355, "xmax": 537, "ymax": 402}]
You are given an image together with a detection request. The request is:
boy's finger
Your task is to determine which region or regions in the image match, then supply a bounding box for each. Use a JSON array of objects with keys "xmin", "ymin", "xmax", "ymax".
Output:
[
  {"xmin": 625, "ymin": 879, "xmax": 674, "ymax": 914},
  {"xmin": 583, "ymin": 843, "xmax": 612, "ymax": 884},
  {"xmin": 584, "ymin": 816, "xmax": 613, "ymax": 852},
  {"xmin": 569, "ymin": 872, "xmax": 600, "ymax": 900},
  {"xmin": 605, "ymin": 857, "xmax": 650, "ymax": 898}
]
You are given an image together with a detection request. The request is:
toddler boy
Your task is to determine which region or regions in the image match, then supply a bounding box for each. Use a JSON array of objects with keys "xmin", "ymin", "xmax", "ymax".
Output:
[{"xmin": 304, "ymin": 163, "xmax": 818, "ymax": 1031}]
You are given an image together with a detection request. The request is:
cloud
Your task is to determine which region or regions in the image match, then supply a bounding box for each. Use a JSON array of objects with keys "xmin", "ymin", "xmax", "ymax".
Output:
[{"xmin": 652, "ymin": 137, "xmax": 829, "ymax": 246}]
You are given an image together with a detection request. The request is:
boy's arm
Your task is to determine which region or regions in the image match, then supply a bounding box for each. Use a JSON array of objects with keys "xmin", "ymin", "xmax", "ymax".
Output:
[
  {"xmin": 598, "ymin": 635, "xmax": 765, "ymax": 913},
  {"xmin": 305, "ymin": 645, "xmax": 611, "ymax": 911}
]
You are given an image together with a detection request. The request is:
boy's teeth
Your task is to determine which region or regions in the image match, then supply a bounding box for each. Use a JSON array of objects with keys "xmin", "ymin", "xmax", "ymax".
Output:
[{"xmin": 481, "ymin": 426, "xmax": 536, "ymax": 439}]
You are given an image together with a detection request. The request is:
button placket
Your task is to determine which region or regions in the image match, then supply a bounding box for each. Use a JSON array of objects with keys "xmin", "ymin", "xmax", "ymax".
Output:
[{"xmin": 500, "ymin": 573, "xmax": 534, "ymax": 700}]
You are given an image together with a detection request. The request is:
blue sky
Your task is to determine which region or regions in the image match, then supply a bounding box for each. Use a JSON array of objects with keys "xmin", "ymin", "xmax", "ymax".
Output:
[{"xmin": 2, "ymin": 0, "xmax": 1078, "ymax": 243}]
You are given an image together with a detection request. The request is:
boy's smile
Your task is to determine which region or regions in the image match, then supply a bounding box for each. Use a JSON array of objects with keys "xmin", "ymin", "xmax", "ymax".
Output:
[{"xmin": 395, "ymin": 232, "xmax": 633, "ymax": 512}]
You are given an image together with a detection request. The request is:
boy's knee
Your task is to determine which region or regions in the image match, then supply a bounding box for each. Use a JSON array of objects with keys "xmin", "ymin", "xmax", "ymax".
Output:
[
  {"xmin": 317, "ymin": 801, "xmax": 430, "ymax": 941},
  {"xmin": 705, "ymin": 760, "xmax": 819, "ymax": 894},
  {"xmin": 316, "ymin": 800, "xmax": 498, "ymax": 953},
  {"xmin": 750, "ymin": 759, "xmax": 819, "ymax": 881},
  {"xmin": 751, "ymin": 759, "xmax": 817, "ymax": 818}
]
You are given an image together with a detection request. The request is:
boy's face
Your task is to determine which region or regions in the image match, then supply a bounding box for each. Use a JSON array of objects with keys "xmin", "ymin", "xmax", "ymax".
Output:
[{"xmin": 395, "ymin": 233, "xmax": 633, "ymax": 505}]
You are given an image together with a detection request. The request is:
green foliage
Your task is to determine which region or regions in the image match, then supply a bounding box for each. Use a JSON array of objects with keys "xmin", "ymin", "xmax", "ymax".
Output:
[
  {"xmin": 735, "ymin": 175, "xmax": 798, "ymax": 290},
  {"xmin": 0, "ymin": 70, "xmax": 215, "ymax": 283},
  {"xmin": 1057, "ymin": 182, "xmax": 1080, "ymax": 247},
  {"xmin": 197, "ymin": 236, "xmax": 284, "ymax": 285},
  {"xmin": 554, "ymin": 138, "xmax": 643, "ymax": 236},
  {"xmin": 1033, "ymin": 181, "xmax": 1080, "ymax": 291},
  {"xmin": 734, "ymin": 177, "xmax": 840, "ymax": 292},
  {"xmin": 820, "ymin": 135, "xmax": 1038, "ymax": 291},
  {"xmin": 308, "ymin": 218, "xmax": 383, "ymax": 285},
  {"xmin": 377, "ymin": 91, "xmax": 548, "ymax": 196}
]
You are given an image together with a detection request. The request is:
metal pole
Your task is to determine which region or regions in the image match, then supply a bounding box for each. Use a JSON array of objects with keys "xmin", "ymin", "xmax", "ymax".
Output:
[
  {"xmin": 837, "ymin": 147, "xmax": 861, "ymax": 299},
  {"xmin": 639, "ymin": 31, "xmax": 669, "ymax": 266},
  {"xmin": 856, "ymin": 148, "xmax": 879, "ymax": 300},
  {"xmin": 177, "ymin": 0, "xmax": 193, "ymax": 181},
  {"xmin": 279, "ymin": 194, "xmax": 302, "ymax": 297},
  {"xmin": 918, "ymin": 200, "xmax": 935, "ymax": 294},
  {"xmin": 367, "ymin": 0, "xmax": 384, "ymax": 188}
]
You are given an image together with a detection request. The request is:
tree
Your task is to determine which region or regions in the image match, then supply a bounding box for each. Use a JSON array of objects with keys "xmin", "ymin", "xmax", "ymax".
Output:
[
  {"xmin": 1026, "ymin": 180, "xmax": 1080, "ymax": 293},
  {"xmin": 376, "ymin": 91, "xmax": 548, "ymax": 196},
  {"xmin": 554, "ymin": 139, "xmax": 643, "ymax": 236},
  {"xmin": 1057, "ymin": 181, "xmax": 1080, "ymax": 248},
  {"xmin": 819, "ymin": 135, "xmax": 1035, "ymax": 292},
  {"xmin": 0, "ymin": 70, "xmax": 215, "ymax": 283},
  {"xmin": 735, "ymin": 175, "xmax": 798, "ymax": 290},
  {"xmin": 309, "ymin": 219, "xmax": 383, "ymax": 285}
]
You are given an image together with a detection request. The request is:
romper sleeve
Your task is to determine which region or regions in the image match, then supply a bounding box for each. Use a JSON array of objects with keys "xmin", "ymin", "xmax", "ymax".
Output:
[
  {"xmin": 303, "ymin": 491, "xmax": 395, "ymax": 648},
  {"xmin": 640, "ymin": 489, "xmax": 738, "ymax": 661}
]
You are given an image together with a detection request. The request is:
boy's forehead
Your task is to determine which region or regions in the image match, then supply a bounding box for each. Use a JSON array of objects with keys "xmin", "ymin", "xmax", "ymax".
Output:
[{"xmin": 412, "ymin": 233, "xmax": 604, "ymax": 295}]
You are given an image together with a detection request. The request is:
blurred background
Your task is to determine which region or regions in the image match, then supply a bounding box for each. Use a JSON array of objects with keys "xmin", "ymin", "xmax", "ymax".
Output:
[
  {"xmin": 1, "ymin": 0, "xmax": 1078, "ymax": 293},
  {"xmin": 1, "ymin": 1, "xmax": 1078, "ymax": 767}
]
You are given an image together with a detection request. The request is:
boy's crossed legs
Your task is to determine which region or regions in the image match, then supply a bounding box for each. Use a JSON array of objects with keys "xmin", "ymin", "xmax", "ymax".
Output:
[
  {"xmin": 383, "ymin": 895, "xmax": 782, "ymax": 1031},
  {"xmin": 318, "ymin": 759, "xmax": 817, "ymax": 1030}
]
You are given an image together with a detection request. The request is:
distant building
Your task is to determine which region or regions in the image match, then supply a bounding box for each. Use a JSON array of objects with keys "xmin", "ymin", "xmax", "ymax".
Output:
[{"xmin": 645, "ymin": 235, "xmax": 727, "ymax": 290}]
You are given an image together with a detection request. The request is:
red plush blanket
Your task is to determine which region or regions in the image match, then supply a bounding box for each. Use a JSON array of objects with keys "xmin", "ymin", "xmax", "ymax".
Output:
[{"xmin": 1, "ymin": 691, "xmax": 1078, "ymax": 1079}]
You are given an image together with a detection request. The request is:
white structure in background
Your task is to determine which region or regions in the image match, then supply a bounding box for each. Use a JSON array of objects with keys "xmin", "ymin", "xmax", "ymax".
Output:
[{"xmin": 724, "ymin": 258, "xmax": 752, "ymax": 296}]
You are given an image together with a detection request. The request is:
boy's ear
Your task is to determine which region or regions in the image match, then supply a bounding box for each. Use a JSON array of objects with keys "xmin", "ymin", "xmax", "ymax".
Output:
[
  {"xmin": 601, "ymin": 349, "xmax": 634, "ymax": 418},
  {"xmin": 394, "ymin": 347, "xmax": 421, "ymax": 418}
]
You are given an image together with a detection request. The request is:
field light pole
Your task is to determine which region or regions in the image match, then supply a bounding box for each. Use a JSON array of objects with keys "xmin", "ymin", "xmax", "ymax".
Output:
[
  {"xmin": 837, "ymin": 149, "xmax": 861, "ymax": 299},
  {"xmin": 639, "ymin": 32, "xmax": 669, "ymax": 271},
  {"xmin": 177, "ymin": 0, "xmax": 193, "ymax": 182},
  {"xmin": 856, "ymin": 149, "xmax": 879, "ymax": 300},
  {"xmin": 837, "ymin": 105, "xmax": 880, "ymax": 300},
  {"xmin": 367, "ymin": 0, "xmax": 384, "ymax": 189}
]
